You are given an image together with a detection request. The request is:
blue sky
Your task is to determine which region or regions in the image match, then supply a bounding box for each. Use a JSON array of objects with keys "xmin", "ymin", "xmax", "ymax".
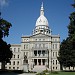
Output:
[{"xmin": 0, "ymin": 0, "xmax": 74, "ymax": 44}]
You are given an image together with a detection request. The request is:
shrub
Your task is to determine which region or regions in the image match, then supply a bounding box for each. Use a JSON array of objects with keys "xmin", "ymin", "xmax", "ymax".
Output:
[
  {"xmin": 28, "ymin": 70, "xmax": 37, "ymax": 73},
  {"xmin": 36, "ymin": 72, "xmax": 46, "ymax": 75},
  {"xmin": 43, "ymin": 69, "xmax": 48, "ymax": 73},
  {"xmin": 51, "ymin": 71, "xmax": 59, "ymax": 74}
]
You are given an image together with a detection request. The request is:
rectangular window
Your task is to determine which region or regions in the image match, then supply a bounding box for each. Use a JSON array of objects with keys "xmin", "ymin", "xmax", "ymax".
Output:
[
  {"xmin": 42, "ymin": 50, "xmax": 45, "ymax": 56},
  {"xmin": 34, "ymin": 59, "xmax": 37, "ymax": 65},
  {"xmin": 43, "ymin": 39, "xmax": 45, "ymax": 41},
  {"xmin": 35, "ymin": 39, "xmax": 37, "ymax": 41},
  {"xmin": 35, "ymin": 44, "xmax": 37, "ymax": 48},
  {"xmin": 13, "ymin": 55, "xmax": 15, "ymax": 58},
  {"xmin": 26, "ymin": 52, "xmax": 28, "ymax": 56},
  {"xmin": 56, "ymin": 52, "xmax": 57, "ymax": 57},
  {"xmin": 13, "ymin": 61, "xmax": 15, "ymax": 65},
  {"xmin": 10, "ymin": 48, "xmax": 12, "ymax": 51},
  {"xmin": 24, "ymin": 45, "xmax": 25, "ymax": 49},
  {"xmin": 38, "ymin": 50, "xmax": 41, "ymax": 56},
  {"xmin": 26, "ymin": 45, "xmax": 28, "ymax": 49},
  {"xmin": 39, "ymin": 39, "xmax": 41, "ymax": 41},
  {"xmin": 13, "ymin": 67, "xmax": 15, "ymax": 69},
  {"xmin": 43, "ymin": 44, "xmax": 45, "ymax": 48},
  {"xmin": 42, "ymin": 59, "xmax": 45, "ymax": 65},
  {"xmin": 53, "ymin": 52, "xmax": 54, "ymax": 57},
  {"xmin": 18, "ymin": 48, "xmax": 20, "ymax": 52},
  {"xmin": 53, "ymin": 60, "xmax": 54, "ymax": 65},
  {"xmin": 9, "ymin": 67, "xmax": 11, "ymax": 69},
  {"xmin": 17, "ymin": 67, "xmax": 19, "ymax": 70},
  {"xmin": 55, "ymin": 39, "xmax": 57, "ymax": 41},
  {"xmin": 14, "ymin": 48, "xmax": 16, "ymax": 52},
  {"xmin": 56, "ymin": 67, "xmax": 57, "ymax": 69},
  {"xmin": 56, "ymin": 60, "xmax": 57, "ymax": 65},
  {"xmin": 9, "ymin": 62, "xmax": 11, "ymax": 65},
  {"xmin": 39, "ymin": 44, "xmax": 41, "ymax": 48},
  {"xmin": 24, "ymin": 52, "xmax": 25, "ymax": 56},
  {"xmin": 34, "ymin": 51, "xmax": 37, "ymax": 56},
  {"xmin": 18, "ymin": 55, "xmax": 19, "ymax": 58},
  {"xmin": 17, "ymin": 61, "xmax": 19, "ymax": 65},
  {"xmin": 45, "ymin": 50, "xmax": 47, "ymax": 54},
  {"xmin": 55, "ymin": 44, "xmax": 57, "ymax": 49},
  {"xmin": 53, "ymin": 44, "xmax": 54, "ymax": 49},
  {"xmin": 53, "ymin": 67, "xmax": 54, "ymax": 69}
]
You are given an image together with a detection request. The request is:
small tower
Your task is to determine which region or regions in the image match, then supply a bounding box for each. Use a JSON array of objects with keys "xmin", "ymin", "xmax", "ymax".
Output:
[{"xmin": 40, "ymin": 2, "xmax": 44, "ymax": 16}]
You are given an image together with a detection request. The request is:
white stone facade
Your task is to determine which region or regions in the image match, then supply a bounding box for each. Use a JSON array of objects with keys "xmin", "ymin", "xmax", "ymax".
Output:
[{"xmin": 0, "ymin": 3, "xmax": 60, "ymax": 72}]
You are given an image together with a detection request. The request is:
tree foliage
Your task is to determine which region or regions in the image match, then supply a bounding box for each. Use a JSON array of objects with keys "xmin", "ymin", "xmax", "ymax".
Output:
[
  {"xmin": 0, "ymin": 18, "xmax": 12, "ymax": 37},
  {"xmin": 0, "ymin": 39, "xmax": 12, "ymax": 63},
  {"xmin": 58, "ymin": 1, "xmax": 75, "ymax": 69},
  {"xmin": 0, "ymin": 16, "xmax": 13, "ymax": 70}
]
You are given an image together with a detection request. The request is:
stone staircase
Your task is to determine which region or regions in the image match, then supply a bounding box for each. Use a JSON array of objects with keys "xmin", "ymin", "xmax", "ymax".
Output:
[{"xmin": 33, "ymin": 65, "xmax": 46, "ymax": 72}]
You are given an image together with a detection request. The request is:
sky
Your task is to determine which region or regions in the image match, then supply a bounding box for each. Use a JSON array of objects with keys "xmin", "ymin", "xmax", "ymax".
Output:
[{"xmin": 0, "ymin": 0, "xmax": 74, "ymax": 44}]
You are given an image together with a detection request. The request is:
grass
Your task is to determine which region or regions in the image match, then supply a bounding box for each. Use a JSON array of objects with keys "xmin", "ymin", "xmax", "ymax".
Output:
[
  {"xmin": 47, "ymin": 72, "xmax": 75, "ymax": 75},
  {"xmin": 36, "ymin": 71, "xmax": 75, "ymax": 75},
  {"xmin": 0, "ymin": 70, "xmax": 75, "ymax": 75}
]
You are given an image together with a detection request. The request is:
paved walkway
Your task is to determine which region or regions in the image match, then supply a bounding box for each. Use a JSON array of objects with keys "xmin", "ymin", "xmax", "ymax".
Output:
[
  {"xmin": 19, "ymin": 73, "xmax": 36, "ymax": 75},
  {"xmin": 0, "ymin": 73, "xmax": 36, "ymax": 75}
]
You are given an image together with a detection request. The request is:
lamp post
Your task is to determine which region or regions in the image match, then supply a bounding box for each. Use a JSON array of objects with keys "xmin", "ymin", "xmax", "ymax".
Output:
[
  {"xmin": 47, "ymin": 49, "xmax": 49, "ymax": 68},
  {"xmin": 51, "ymin": 49, "xmax": 52, "ymax": 73},
  {"xmin": 50, "ymin": 37, "xmax": 52, "ymax": 73},
  {"xmin": 47, "ymin": 48, "xmax": 52, "ymax": 73}
]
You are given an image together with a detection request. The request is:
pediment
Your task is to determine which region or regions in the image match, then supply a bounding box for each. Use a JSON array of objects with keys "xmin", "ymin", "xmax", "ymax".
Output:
[{"xmin": 30, "ymin": 33, "xmax": 51, "ymax": 38}]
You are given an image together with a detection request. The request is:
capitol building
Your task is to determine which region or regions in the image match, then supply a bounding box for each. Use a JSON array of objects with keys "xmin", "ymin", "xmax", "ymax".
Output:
[{"xmin": 1, "ymin": 3, "xmax": 60, "ymax": 72}]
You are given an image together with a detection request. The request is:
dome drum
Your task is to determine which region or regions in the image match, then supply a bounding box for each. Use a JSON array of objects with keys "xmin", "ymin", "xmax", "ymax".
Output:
[{"xmin": 33, "ymin": 27, "xmax": 51, "ymax": 35}]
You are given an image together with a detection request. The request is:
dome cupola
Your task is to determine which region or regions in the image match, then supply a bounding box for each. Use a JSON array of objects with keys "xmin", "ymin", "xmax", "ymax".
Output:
[
  {"xmin": 33, "ymin": 2, "xmax": 51, "ymax": 35},
  {"xmin": 36, "ymin": 2, "xmax": 49, "ymax": 26}
]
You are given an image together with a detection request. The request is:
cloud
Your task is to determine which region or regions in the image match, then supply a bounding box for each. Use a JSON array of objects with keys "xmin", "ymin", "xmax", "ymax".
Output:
[{"xmin": 0, "ymin": 0, "xmax": 8, "ymax": 7}]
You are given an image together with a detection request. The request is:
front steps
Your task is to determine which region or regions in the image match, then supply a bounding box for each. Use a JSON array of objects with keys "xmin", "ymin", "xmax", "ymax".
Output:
[{"xmin": 32, "ymin": 65, "xmax": 47, "ymax": 72}]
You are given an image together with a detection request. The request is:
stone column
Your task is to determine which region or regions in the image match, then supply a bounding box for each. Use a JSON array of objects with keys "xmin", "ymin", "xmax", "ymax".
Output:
[
  {"xmin": 40, "ymin": 51, "xmax": 42, "ymax": 56},
  {"xmin": 45, "ymin": 59, "xmax": 46, "ymax": 65},
  {"xmin": 32, "ymin": 50, "xmax": 33, "ymax": 57},
  {"xmin": 41, "ymin": 59, "xmax": 42, "ymax": 65},
  {"xmin": 37, "ymin": 59, "xmax": 38, "ymax": 65},
  {"xmin": 37, "ymin": 50, "xmax": 38, "ymax": 57}
]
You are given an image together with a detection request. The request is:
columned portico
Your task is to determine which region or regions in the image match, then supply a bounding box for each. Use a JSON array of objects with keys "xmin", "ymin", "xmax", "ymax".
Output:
[
  {"xmin": 33, "ymin": 50, "xmax": 48, "ymax": 57},
  {"xmin": 33, "ymin": 59, "xmax": 47, "ymax": 66}
]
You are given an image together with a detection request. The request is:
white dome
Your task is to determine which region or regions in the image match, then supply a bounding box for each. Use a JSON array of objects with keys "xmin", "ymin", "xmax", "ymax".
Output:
[
  {"xmin": 36, "ymin": 15, "xmax": 49, "ymax": 26},
  {"xmin": 35, "ymin": 2, "xmax": 49, "ymax": 26}
]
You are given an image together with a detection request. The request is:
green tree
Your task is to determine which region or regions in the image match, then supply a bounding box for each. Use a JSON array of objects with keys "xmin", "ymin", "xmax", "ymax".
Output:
[
  {"xmin": 58, "ymin": 1, "xmax": 75, "ymax": 70},
  {"xmin": 0, "ymin": 14, "xmax": 13, "ymax": 70}
]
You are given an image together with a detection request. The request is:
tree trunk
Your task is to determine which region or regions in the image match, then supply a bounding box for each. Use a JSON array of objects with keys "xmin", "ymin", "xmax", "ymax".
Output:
[
  {"xmin": 73, "ymin": 66, "xmax": 74, "ymax": 71},
  {"xmin": 1, "ymin": 61, "xmax": 5, "ymax": 70},
  {"xmin": 60, "ymin": 64, "xmax": 63, "ymax": 70}
]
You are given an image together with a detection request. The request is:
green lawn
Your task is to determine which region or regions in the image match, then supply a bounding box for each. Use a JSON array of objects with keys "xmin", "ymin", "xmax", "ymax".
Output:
[{"xmin": 48, "ymin": 72, "xmax": 75, "ymax": 75}]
